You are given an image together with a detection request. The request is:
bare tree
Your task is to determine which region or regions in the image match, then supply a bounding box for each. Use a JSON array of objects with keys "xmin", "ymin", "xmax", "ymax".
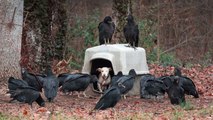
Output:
[{"xmin": 0, "ymin": 0, "xmax": 23, "ymax": 80}]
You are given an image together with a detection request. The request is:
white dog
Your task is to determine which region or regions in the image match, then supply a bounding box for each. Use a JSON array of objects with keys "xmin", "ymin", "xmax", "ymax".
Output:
[{"xmin": 97, "ymin": 67, "xmax": 112, "ymax": 93}]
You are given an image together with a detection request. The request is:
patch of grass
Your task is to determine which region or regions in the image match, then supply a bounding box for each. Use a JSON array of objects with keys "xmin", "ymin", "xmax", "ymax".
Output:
[
  {"xmin": 183, "ymin": 62, "xmax": 195, "ymax": 68},
  {"xmin": 160, "ymin": 52, "xmax": 181, "ymax": 66},
  {"xmin": 116, "ymin": 112, "xmax": 153, "ymax": 120},
  {"xmin": 53, "ymin": 111, "xmax": 70, "ymax": 120},
  {"xmin": 147, "ymin": 48, "xmax": 181, "ymax": 66},
  {"xmin": 199, "ymin": 109, "xmax": 209, "ymax": 116},
  {"xmin": 200, "ymin": 52, "xmax": 212, "ymax": 67},
  {"xmin": 0, "ymin": 113, "xmax": 20, "ymax": 120},
  {"xmin": 199, "ymin": 104, "xmax": 213, "ymax": 117},
  {"xmin": 172, "ymin": 110, "xmax": 184, "ymax": 120},
  {"xmin": 0, "ymin": 113, "xmax": 8, "ymax": 120},
  {"xmin": 181, "ymin": 101, "xmax": 194, "ymax": 110}
]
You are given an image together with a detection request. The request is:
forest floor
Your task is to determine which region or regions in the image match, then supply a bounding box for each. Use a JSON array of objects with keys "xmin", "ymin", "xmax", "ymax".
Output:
[{"xmin": 0, "ymin": 64, "xmax": 212, "ymax": 120}]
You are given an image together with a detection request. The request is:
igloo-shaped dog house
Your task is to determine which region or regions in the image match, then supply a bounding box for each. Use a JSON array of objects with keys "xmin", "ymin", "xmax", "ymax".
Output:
[{"xmin": 82, "ymin": 44, "xmax": 149, "ymax": 96}]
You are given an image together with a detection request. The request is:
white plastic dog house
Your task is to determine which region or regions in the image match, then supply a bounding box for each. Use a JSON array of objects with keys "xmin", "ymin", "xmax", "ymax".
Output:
[
  {"xmin": 82, "ymin": 44, "xmax": 149, "ymax": 96},
  {"xmin": 82, "ymin": 44, "xmax": 149, "ymax": 75}
]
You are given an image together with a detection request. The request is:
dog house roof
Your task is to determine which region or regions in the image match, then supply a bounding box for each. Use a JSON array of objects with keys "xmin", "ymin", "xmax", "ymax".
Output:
[{"xmin": 82, "ymin": 44, "xmax": 149, "ymax": 75}]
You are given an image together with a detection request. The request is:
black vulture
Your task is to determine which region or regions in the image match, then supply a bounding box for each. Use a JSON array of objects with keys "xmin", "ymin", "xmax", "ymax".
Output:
[
  {"xmin": 42, "ymin": 67, "xmax": 59, "ymax": 102},
  {"xmin": 123, "ymin": 14, "xmax": 139, "ymax": 49},
  {"xmin": 8, "ymin": 86, "xmax": 45, "ymax": 107},
  {"xmin": 157, "ymin": 75, "xmax": 174, "ymax": 89},
  {"xmin": 174, "ymin": 67, "xmax": 182, "ymax": 76},
  {"xmin": 167, "ymin": 76, "xmax": 185, "ymax": 105},
  {"xmin": 94, "ymin": 86, "xmax": 121, "ymax": 110},
  {"xmin": 140, "ymin": 74, "xmax": 155, "ymax": 98},
  {"xmin": 8, "ymin": 77, "xmax": 45, "ymax": 107},
  {"xmin": 140, "ymin": 74, "xmax": 166, "ymax": 99},
  {"xmin": 111, "ymin": 69, "xmax": 136, "ymax": 99},
  {"xmin": 111, "ymin": 71, "xmax": 123, "ymax": 85},
  {"xmin": 98, "ymin": 16, "xmax": 115, "ymax": 45},
  {"xmin": 178, "ymin": 76, "xmax": 199, "ymax": 98},
  {"xmin": 8, "ymin": 77, "xmax": 29, "ymax": 90},
  {"xmin": 58, "ymin": 73, "xmax": 91, "ymax": 87},
  {"xmin": 21, "ymin": 68, "xmax": 44, "ymax": 92},
  {"xmin": 60, "ymin": 73, "xmax": 98, "ymax": 97},
  {"xmin": 174, "ymin": 67, "xmax": 199, "ymax": 98},
  {"xmin": 57, "ymin": 73, "xmax": 76, "ymax": 87}
]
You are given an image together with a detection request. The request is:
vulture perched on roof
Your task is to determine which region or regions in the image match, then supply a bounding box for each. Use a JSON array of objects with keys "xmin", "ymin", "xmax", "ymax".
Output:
[
  {"xmin": 98, "ymin": 16, "xmax": 115, "ymax": 45},
  {"xmin": 123, "ymin": 14, "xmax": 139, "ymax": 49}
]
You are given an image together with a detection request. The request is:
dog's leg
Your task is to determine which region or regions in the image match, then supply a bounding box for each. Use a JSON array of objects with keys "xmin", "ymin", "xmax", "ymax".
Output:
[{"xmin": 97, "ymin": 83, "xmax": 103, "ymax": 93}]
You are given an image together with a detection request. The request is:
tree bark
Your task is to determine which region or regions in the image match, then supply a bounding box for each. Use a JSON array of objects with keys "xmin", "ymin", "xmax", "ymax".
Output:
[
  {"xmin": 112, "ymin": 0, "xmax": 132, "ymax": 43},
  {"xmin": 22, "ymin": 0, "xmax": 67, "ymax": 72},
  {"xmin": 0, "ymin": 0, "xmax": 23, "ymax": 80}
]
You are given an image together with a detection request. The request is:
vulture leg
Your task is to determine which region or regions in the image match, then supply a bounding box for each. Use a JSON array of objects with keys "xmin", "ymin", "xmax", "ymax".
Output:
[
  {"xmin": 83, "ymin": 91, "xmax": 88, "ymax": 98},
  {"xmin": 123, "ymin": 94, "xmax": 127, "ymax": 99}
]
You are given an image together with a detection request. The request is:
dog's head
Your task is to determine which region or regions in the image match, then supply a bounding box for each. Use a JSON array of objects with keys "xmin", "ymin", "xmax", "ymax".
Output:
[{"xmin": 97, "ymin": 67, "xmax": 112, "ymax": 80}]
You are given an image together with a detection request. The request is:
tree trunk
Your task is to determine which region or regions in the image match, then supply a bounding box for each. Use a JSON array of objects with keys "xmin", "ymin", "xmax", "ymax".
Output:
[
  {"xmin": 112, "ymin": 0, "xmax": 132, "ymax": 43},
  {"xmin": 0, "ymin": 0, "xmax": 23, "ymax": 80},
  {"xmin": 22, "ymin": 0, "xmax": 67, "ymax": 72}
]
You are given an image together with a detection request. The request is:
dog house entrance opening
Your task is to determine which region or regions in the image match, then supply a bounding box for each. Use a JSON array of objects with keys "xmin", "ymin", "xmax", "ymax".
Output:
[{"xmin": 90, "ymin": 59, "xmax": 114, "ymax": 91}]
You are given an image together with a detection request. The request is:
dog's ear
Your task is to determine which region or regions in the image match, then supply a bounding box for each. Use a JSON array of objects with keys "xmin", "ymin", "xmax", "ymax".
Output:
[
  {"xmin": 108, "ymin": 67, "xmax": 112, "ymax": 71},
  {"xmin": 97, "ymin": 68, "xmax": 102, "ymax": 72}
]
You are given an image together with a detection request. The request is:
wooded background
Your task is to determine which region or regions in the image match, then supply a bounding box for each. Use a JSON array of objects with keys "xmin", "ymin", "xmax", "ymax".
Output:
[{"xmin": 0, "ymin": 0, "xmax": 212, "ymax": 79}]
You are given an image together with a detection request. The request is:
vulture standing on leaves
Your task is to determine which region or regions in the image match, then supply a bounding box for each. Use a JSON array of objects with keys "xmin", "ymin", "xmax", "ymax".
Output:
[
  {"xmin": 7, "ymin": 77, "xmax": 45, "ymax": 107},
  {"xmin": 158, "ymin": 75, "xmax": 174, "ymax": 89},
  {"xmin": 8, "ymin": 77, "xmax": 28, "ymax": 90},
  {"xmin": 123, "ymin": 14, "xmax": 139, "ymax": 49},
  {"xmin": 111, "ymin": 69, "xmax": 136, "ymax": 99},
  {"xmin": 140, "ymin": 74, "xmax": 166, "ymax": 99},
  {"xmin": 174, "ymin": 67, "xmax": 199, "ymax": 98},
  {"xmin": 58, "ymin": 73, "xmax": 75, "ymax": 87},
  {"xmin": 167, "ymin": 76, "xmax": 185, "ymax": 105},
  {"xmin": 42, "ymin": 67, "xmax": 59, "ymax": 102},
  {"xmin": 21, "ymin": 68, "xmax": 44, "ymax": 92},
  {"xmin": 59, "ymin": 73, "xmax": 98, "ymax": 97},
  {"xmin": 94, "ymin": 86, "xmax": 121, "ymax": 110},
  {"xmin": 98, "ymin": 16, "xmax": 115, "ymax": 45},
  {"xmin": 111, "ymin": 71, "xmax": 123, "ymax": 85}
]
